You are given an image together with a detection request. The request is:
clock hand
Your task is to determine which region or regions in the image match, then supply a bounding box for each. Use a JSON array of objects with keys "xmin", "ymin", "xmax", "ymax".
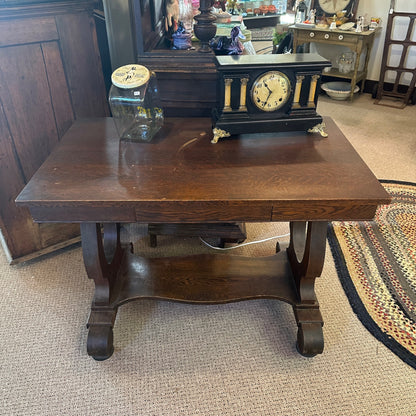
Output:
[
  {"xmin": 264, "ymin": 82, "xmax": 272, "ymax": 106},
  {"xmin": 264, "ymin": 81, "xmax": 272, "ymax": 93},
  {"xmin": 265, "ymin": 85, "xmax": 279, "ymax": 106},
  {"xmin": 264, "ymin": 82, "xmax": 273, "ymax": 96}
]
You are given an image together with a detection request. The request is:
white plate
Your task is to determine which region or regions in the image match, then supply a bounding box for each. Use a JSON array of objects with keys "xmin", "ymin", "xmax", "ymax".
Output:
[{"xmin": 339, "ymin": 22, "xmax": 355, "ymax": 31}]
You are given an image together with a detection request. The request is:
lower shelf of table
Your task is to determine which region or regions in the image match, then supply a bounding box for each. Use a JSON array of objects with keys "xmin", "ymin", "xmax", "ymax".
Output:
[
  {"xmin": 323, "ymin": 68, "xmax": 366, "ymax": 82},
  {"xmin": 110, "ymin": 250, "xmax": 299, "ymax": 307}
]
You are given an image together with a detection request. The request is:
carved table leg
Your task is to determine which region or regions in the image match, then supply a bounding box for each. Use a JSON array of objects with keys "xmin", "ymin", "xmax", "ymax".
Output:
[
  {"xmin": 81, "ymin": 223, "xmax": 125, "ymax": 360},
  {"xmin": 287, "ymin": 221, "xmax": 327, "ymax": 357}
]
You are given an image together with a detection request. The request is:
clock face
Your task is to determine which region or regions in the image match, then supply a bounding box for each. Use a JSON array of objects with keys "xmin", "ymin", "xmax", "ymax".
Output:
[
  {"xmin": 251, "ymin": 71, "xmax": 291, "ymax": 112},
  {"xmin": 317, "ymin": 0, "xmax": 353, "ymax": 15}
]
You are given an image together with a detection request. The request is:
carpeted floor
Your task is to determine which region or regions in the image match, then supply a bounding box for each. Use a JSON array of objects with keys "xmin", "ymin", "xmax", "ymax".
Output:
[{"xmin": 1, "ymin": 93, "xmax": 416, "ymax": 415}]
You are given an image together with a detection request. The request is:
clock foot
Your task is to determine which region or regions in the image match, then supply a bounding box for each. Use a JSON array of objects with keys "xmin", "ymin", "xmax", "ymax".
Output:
[
  {"xmin": 212, "ymin": 128, "xmax": 231, "ymax": 144},
  {"xmin": 308, "ymin": 122, "xmax": 328, "ymax": 137}
]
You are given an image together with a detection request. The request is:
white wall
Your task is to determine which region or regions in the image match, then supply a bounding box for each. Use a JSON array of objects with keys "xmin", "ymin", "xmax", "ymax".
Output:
[{"xmin": 356, "ymin": 0, "xmax": 416, "ymax": 81}]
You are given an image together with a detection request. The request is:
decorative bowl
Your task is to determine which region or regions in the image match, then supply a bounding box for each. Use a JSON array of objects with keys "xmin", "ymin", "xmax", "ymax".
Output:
[{"xmin": 321, "ymin": 81, "xmax": 359, "ymax": 100}]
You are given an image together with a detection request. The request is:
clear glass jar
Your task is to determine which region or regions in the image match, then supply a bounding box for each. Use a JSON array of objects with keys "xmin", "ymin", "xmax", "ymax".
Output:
[
  {"xmin": 109, "ymin": 64, "xmax": 164, "ymax": 142},
  {"xmin": 337, "ymin": 52, "xmax": 355, "ymax": 74}
]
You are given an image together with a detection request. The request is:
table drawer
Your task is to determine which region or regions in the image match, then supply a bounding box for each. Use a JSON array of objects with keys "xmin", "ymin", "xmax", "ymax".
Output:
[
  {"xmin": 300, "ymin": 30, "xmax": 358, "ymax": 45},
  {"xmin": 135, "ymin": 201, "xmax": 273, "ymax": 223},
  {"xmin": 271, "ymin": 202, "xmax": 379, "ymax": 222}
]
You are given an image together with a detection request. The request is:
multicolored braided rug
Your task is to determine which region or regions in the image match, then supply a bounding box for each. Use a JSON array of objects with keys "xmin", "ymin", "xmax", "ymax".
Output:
[{"xmin": 327, "ymin": 180, "xmax": 416, "ymax": 369}]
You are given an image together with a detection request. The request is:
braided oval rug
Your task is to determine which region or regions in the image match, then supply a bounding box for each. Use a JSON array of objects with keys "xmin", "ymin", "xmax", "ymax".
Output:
[{"xmin": 328, "ymin": 180, "xmax": 416, "ymax": 369}]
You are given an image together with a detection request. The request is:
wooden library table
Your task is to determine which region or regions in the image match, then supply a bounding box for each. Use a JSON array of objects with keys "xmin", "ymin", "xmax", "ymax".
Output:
[{"xmin": 16, "ymin": 117, "xmax": 390, "ymax": 360}]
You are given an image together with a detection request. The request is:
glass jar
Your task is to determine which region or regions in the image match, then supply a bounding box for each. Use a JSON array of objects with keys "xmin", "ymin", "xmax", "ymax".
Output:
[
  {"xmin": 337, "ymin": 52, "xmax": 355, "ymax": 74},
  {"xmin": 109, "ymin": 64, "xmax": 164, "ymax": 142}
]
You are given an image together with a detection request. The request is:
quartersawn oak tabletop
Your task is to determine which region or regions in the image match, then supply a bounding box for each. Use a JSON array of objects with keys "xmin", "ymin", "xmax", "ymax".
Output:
[{"xmin": 16, "ymin": 117, "xmax": 391, "ymax": 223}]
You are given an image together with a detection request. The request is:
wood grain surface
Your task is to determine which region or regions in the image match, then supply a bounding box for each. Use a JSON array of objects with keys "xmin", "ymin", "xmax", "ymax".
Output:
[{"xmin": 16, "ymin": 117, "xmax": 391, "ymax": 223}]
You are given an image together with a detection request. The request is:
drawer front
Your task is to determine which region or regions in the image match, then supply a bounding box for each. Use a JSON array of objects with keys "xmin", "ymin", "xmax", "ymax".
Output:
[
  {"xmin": 135, "ymin": 201, "xmax": 273, "ymax": 223},
  {"xmin": 297, "ymin": 30, "xmax": 359, "ymax": 46},
  {"xmin": 271, "ymin": 202, "xmax": 378, "ymax": 222}
]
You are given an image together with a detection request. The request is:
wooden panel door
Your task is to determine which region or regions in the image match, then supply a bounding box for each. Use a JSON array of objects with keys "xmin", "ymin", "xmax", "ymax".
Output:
[{"xmin": 0, "ymin": 1, "xmax": 109, "ymax": 263}]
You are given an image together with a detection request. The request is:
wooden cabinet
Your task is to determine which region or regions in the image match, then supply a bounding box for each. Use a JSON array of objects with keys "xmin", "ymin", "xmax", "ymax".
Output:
[{"xmin": 0, "ymin": 1, "xmax": 109, "ymax": 263}]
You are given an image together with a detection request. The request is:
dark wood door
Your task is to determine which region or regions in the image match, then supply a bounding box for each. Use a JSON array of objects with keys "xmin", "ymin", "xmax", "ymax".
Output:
[{"xmin": 0, "ymin": 1, "xmax": 109, "ymax": 263}]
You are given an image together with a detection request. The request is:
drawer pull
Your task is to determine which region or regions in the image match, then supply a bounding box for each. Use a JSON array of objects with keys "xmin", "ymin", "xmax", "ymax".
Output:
[
  {"xmin": 309, "ymin": 32, "xmax": 315, "ymax": 38},
  {"xmin": 324, "ymin": 34, "xmax": 330, "ymax": 39},
  {"xmin": 338, "ymin": 35, "xmax": 344, "ymax": 40}
]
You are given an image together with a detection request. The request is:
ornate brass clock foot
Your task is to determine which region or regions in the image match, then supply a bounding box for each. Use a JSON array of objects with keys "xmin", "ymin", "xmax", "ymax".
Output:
[
  {"xmin": 212, "ymin": 128, "xmax": 231, "ymax": 144},
  {"xmin": 308, "ymin": 122, "xmax": 328, "ymax": 137}
]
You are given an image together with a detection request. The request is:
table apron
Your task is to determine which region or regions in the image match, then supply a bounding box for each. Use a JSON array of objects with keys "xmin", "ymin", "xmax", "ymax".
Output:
[{"xmin": 27, "ymin": 201, "xmax": 379, "ymax": 223}]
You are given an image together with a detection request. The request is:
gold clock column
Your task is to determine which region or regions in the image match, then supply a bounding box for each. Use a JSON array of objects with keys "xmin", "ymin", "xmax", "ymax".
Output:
[
  {"xmin": 292, "ymin": 75, "xmax": 304, "ymax": 109},
  {"xmin": 238, "ymin": 78, "xmax": 249, "ymax": 112},
  {"xmin": 223, "ymin": 78, "xmax": 233, "ymax": 112},
  {"xmin": 308, "ymin": 75, "xmax": 320, "ymax": 108}
]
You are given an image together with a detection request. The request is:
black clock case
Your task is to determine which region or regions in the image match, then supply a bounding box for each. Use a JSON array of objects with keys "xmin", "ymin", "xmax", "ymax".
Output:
[{"xmin": 212, "ymin": 53, "xmax": 331, "ymax": 136}]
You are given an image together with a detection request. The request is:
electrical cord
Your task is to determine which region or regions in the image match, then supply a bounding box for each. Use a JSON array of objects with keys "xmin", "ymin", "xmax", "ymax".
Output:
[{"xmin": 199, "ymin": 233, "xmax": 290, "ymax": 251}]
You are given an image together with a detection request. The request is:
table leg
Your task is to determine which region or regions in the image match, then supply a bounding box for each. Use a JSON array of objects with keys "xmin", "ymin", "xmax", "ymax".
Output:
[
  {"xmin": 287, "ymin": 221, "xmax": 327, "ymax": 357},
  {"xmin": 80, "ymin": 221, "xmax": 328, "ymax": 359},
  {"xmin": 80, "ymin": 223, "xmax": 125, "ymax": 360}
]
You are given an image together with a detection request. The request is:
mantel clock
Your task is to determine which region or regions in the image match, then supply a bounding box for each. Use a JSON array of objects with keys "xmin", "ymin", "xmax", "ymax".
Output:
[{"xmin": 212, "ymin": 53, "xmax": 331, "ymax": 143}]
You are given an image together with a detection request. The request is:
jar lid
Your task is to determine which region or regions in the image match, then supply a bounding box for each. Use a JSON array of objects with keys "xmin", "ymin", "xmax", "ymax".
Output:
[{"xmin": 111, "ymin": 64, "xmax": 150, "ymax": 89}]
